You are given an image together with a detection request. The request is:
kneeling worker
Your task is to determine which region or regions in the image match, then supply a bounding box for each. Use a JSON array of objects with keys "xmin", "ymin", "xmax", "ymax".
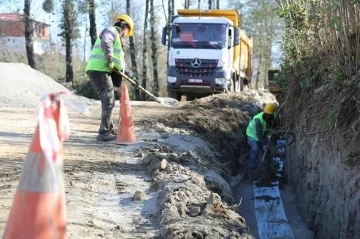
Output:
[{"xmin": 246, "ymin": 103, "xmax": 277, "ymax": 179}]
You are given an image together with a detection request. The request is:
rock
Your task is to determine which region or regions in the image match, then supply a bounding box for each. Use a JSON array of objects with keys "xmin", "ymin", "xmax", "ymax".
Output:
[
  {"xmin": 185, "ymin": 230, "xmax": 204, "ymax": 239},
  {"xmin": 88, "ymin": 219, "xmax": 102, "ymax": 229},
  {"xmin": 206, "ymin": 192, "xmax": 221, "ymax": 205},
  {"xmin": 169, "ymin": 196, "xmax": 176, "ymax": 205},
  {"xmin": 204, "ymin": 232, "xmax": 221, "ymax": 239},
  {"xmin": 159, "ymin": 159, "xmax": 167, "ymax": 170},
  {"xmin": 166, "ymin": 166, "xmax": 173, "ymax": 173},
  {"xmin": 184, "ymin": 190, "xmax": 193, "ymax": 197},
  {"xmin": 188, "ymin": 206, "xmax": 201, "ymax": 217},
  {"xmin": 176, "ymin": 202, "xmax": 189, "ymax": 217},
  {"xmin": 132, "ymin": 191, "xmax": 145, "ymax": 201},
  {"xmin": 204, "ymin": 171, "xmax": 234, "ymax": 203},
  {"xmin": 97, "ymin": 233, "xmax": 104, "ymax": 237},
  {"xmin": 188, "ymin": 150, "xmax": 198, "ymax": 159},
  {"xmin": 70, "ymin": 181, "xmax": 75, "ymax": 186},
  {"xmin": 167, "ymin": 205, "xmax": 180, "ymax": 218},
  {"xmin": 161, "ymin": 133, "xmax": 170, "ymax": 138},
  {"xmin": 168, "ymin": 153, "xmax": 179, "ymax": 163}
]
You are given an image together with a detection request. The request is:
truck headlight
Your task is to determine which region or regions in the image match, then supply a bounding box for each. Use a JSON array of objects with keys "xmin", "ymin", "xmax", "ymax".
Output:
[
  {"xmin": 215, "ymin": 78, "xmax": 226, "ymax": 84},
  {"xmin": 167, "ymin": 76, "xmax": 177, "ymax": 83}
]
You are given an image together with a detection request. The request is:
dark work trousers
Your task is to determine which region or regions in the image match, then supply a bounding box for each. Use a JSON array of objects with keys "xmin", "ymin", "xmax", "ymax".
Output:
[
  {"xmin": 247, "ymin": 136, "xmax": 270, "ymax": 169},
  {"xmin": 87, "ymin": 70, "xmax": 115, "ymax": 134}
]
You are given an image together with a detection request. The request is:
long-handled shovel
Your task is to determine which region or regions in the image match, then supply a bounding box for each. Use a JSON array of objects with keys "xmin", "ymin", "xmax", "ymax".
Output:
[{"xmin": 115, "ymin": 70, "xmax": 180, "ymax": 107}]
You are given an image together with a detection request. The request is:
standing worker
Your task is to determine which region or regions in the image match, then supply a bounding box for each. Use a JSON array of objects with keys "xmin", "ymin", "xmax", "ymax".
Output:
[
  {"xmin": 246, "ymin": 103, "xmax": 277, "ymax": 179},
  {"xmin": 86, "ymin": 14, "xmax": 135, "ymax": 142}
]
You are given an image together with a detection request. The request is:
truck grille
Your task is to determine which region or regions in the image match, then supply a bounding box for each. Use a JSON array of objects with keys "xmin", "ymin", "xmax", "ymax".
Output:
[{"xmin": 175, "ymin": 58, "xmax": 218, "ymax": 77}]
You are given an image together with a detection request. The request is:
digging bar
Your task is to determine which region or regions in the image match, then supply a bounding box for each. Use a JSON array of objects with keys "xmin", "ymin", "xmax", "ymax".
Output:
[{"xmin": 115, "ymin": 70, "xmax": 179, "ymax": 107}]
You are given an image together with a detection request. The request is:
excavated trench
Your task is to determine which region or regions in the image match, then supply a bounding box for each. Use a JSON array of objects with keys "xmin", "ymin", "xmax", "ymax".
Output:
[{"xmin": 156, "ymin": 92, "xmax": 315, "ymax": 238}]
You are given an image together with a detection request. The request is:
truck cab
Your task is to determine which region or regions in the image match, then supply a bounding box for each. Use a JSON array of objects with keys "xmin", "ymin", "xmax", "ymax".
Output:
[{"xmin": 162, "ymin": 10, "xmax": 252, "ymax": 101}]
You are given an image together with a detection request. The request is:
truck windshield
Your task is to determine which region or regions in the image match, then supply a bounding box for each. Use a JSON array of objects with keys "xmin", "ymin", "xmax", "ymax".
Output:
[{"xmin": 171, "ymin": 23, "xmax": 226, "ymax": 49}]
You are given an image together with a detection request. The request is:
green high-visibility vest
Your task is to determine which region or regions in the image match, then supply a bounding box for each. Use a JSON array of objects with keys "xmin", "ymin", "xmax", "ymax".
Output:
[
  {"xmin": 85, "ymin": 27, "xmax": 124, "ymax": 73},
  {"xmin": 246, "ymin": 112, "xmax": 267, "ymax": 141}
]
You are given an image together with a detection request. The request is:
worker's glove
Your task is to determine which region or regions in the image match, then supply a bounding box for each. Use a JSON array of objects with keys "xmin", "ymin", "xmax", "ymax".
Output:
[
  {"xmin": 131, "ymin": 78, "xmax": 139, "ymax": 88},
  {"xmin": 124, "ymin": 65, "xmax": 134, "ymax": 79},
  {"xmin": 105, "ymin": 58, "xmax": 114, "ymax": 70}
]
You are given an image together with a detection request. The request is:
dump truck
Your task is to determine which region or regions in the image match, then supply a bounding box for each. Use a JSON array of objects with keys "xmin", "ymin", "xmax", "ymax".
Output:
[{"xmin": 161, "ymin": 9, "xmax": 253, "ymax": 101}]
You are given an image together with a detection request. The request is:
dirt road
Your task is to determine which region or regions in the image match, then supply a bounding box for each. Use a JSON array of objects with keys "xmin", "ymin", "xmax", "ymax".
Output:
[{"xmin": 0, "ymin": 102, "xmax": 180, "ymax": 238}]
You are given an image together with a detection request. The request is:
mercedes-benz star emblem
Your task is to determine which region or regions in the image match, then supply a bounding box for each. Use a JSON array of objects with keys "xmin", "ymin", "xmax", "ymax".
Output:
[{"xmin": 191, "ymin": 58, "xmax": 201, "ymax": 68}]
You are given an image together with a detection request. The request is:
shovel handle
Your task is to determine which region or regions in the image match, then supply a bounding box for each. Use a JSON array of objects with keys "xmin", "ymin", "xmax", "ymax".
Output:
[{"xmin": 115, "ymin": 70, "xmax": 158, "ymax": 101}]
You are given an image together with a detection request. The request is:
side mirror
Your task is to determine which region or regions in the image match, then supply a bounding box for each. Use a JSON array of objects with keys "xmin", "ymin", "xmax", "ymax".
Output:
[
  {"xmin": 161, "ymin": 26, "xmax": 167, "ymax": 46},
  {"xmin": 234, "ymin": 27, "xmax": 240, "ymax": 46}
]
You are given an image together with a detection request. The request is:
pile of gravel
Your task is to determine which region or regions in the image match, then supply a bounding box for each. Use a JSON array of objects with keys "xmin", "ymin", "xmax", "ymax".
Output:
[{"xmin": 0, "ymin": 63, "xmax": 91, "ymax": 108}]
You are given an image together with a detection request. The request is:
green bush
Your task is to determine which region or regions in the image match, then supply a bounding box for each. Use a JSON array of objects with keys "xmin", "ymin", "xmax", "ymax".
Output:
[{"xmin": 73, "ymin": 78, "xmax": 99, "ymax": 100}]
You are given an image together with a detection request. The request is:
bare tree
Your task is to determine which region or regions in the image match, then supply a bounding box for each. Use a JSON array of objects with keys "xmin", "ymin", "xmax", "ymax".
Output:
[
  {"xmin": 24, "ymin": 0, "xmax": 36, "ymax": 69},
  {"xmin": 88, "ymin": 0, "xmax": 97, "ymax": 48},
  {"xmin": 208, "ymin": 0, "xmax": 212, "ymax": 9},
  {"xmin": 141, "ymin": 0, "xmax": 150, "ymax": 100},
  {"xmin": 59, "ymin": 0, "xmax": 80, "ymax": 83},
  {"xmin": 126, "ymin": 0, "xmax": 140, "ymax": 100},
  {"xmin": 184, "ymin": 0, "xmax": 190, "ymax": 9},
  {"xmin": 149, "ymin": 0, "xmax": 159, "ymax": 94},
  {"xmin": 167, "ymin": 0, "xmax": 174, "ymax": 67}
]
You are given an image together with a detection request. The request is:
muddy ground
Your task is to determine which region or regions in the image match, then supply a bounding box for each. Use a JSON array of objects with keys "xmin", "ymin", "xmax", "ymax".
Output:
[{"xmin": 0, "ymin": 90, "xmax": 314, "ymax": 238}]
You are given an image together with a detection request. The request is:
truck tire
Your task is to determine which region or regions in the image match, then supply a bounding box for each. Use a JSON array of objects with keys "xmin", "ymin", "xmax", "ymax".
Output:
[
  {"xmin": 232, "ymin": 73, "xmax": 239, "ymax": 92},
  {"xmin": 240, "ymin": 78, "xmax": 244, "ymax": 91},
  {"xmin": 227, "ymin": 79, "xmax": 233, "ymax": 93},
  {"xmin": 234, "ymin": 76, "xmax": 240, "ymax": 92},
  {"xmin": 168, "ymin": 91, "xmax": 181, "ymax": 101},
  {"xmin": 243, "ymin": 79, "xmax": 249, "ymax": 90}
]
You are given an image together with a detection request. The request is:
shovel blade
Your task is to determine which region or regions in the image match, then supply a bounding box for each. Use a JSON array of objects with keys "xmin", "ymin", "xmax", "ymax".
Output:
[{"xmin": 156, "ymin": 97, "xmax": 180, "ymax": 106}]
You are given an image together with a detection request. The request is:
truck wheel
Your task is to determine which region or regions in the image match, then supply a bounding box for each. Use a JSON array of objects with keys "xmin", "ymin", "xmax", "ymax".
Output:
[
  {"xmin": 186, "ymin": 94, "xmax": 195, "ymax": 101},
  {"xmin": 243, "ymin": 79, "xmax": 249, "ymax": 90},
  {"xmin": 227, "ymin": 80, "xmax": 232, "ymax": 93},
  {"xmin": 240, "ymin": 78, "xmax": 244, "ymax": 91},
  {"xmin": 232, "ymin": 74, "xmax": 239, "ymax": 92},
  {"xmin": 168, "ymin": 91, "xmax": 181, "ymax": 101},
  {"xmin": 234, "ymin": 79, "xmax": 240, "ymax": 92}
]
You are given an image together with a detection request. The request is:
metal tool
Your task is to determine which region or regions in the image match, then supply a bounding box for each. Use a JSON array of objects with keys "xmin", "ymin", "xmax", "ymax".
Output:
[{"xmin": 115, "ymin": 70, "xmax": 180, "ymax": 107}]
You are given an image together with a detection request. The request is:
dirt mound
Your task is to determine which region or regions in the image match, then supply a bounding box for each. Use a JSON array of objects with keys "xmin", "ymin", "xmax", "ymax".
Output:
[
  {"xmin": 139, "ymin": 130, "xmax": 249, "ymax": 238},
  {"xmin": 155, "ymin": 92, "xmax": 278, "ymax": 176},
  {"xmin": 0, "ymin": 63, "xmax": 91, "ymax": 108}
]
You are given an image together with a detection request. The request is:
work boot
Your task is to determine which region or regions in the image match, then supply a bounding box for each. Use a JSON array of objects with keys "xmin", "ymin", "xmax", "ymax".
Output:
[
  {"xmin": 247, "ymin": 168, "xmax": 259, "ymax": 182},
  {"xmin": 109, "ymin": 123, "xmax": 117, "ymax": 135},
  {"xmin": 96, "ymin": 132, "xmax": 116, "ymax": 142}
]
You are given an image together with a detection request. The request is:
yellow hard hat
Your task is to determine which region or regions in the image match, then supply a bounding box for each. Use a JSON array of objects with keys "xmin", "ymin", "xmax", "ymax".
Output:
[
  {"xmin": 264, "ymin": 103, "xmax": 276, "ymax": 114},
  {"xmin": 116, "ymin": 14, "xmax": 134, "ymax": 37}
]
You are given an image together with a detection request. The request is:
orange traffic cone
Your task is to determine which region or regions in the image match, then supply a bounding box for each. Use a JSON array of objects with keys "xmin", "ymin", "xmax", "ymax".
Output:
[
  {"xmin": 116, "ymin": 83, "xmax": 135, "ymax": 145},
  {"xmin": 3, "ymin": 92, "xmax": 70, "ymax": 239}
]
